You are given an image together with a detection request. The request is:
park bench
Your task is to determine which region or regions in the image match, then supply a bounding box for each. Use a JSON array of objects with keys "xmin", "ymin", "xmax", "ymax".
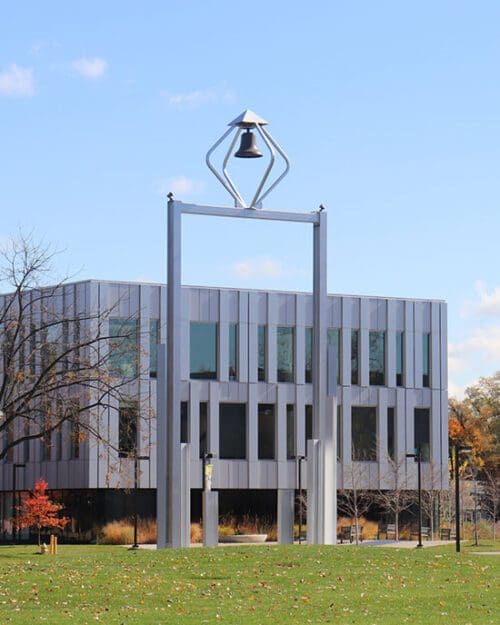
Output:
[
  {"xmin": 439, "ymin": 528, "xmax": 456, "ymax": 540},
  {"xmin": 340, "ymin": 525, "xmax": 364, "ymax": 543},
  {"xmin": 410, "ymin": 526, "xmax": 431, "ymax": 540},
  {"xmin": 377, "ymin": 523, "xmax": 397, "ymax": 539}
]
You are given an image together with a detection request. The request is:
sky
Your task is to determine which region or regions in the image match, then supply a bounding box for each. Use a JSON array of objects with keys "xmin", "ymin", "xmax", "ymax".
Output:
[{"xmin": 0, "ymin": 0, "xmax": 499, "ymax": 398}]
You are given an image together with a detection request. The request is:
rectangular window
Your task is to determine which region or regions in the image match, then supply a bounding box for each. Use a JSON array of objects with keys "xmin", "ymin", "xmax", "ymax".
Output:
[
  {"xmin": 369, "ymin": 331, "xmax": 385, "ymax": 386},
  {"xmin": 149, "ymin": 319, "xmax": 160, "ymax": 378},
  {"xmin": 422, "ymin": 333, "xmax": 430, "ymax": 388},
  {"xmin": 181, "ymin": 401, "xmax": 189, "ymax": 444},
  {"xmin": 305, "ymin": 327, "xmax": 313, "ymax": 383},
  {"xmin": 414, "ymin": 408, "xmax": 430, "ymax": 461},
  {"xmin": 190, "ymin": 322, "xmax": 217, "ymax": 380},
  {"xmin": 258, "ymin": 404, "xmax": 275, "ymax": 460},
  {"xmin": 351, "ymin": 330, "xmax": 359, "ymax": 385},
  {"xmin": 396, "ymin": 331, "xmax": 404, "ymax": 387},
  {"xmin": 258, "ymin": 325, "xmax": 266, "ymax": 381},
  {"xmin": 351, "ymin": 406, "xmax": 377, "ymax": 461},
  {"xmin": 229, "ymin": 323, "xmax": 238, "ymax": 380},
  {"xmin": 199, "ymin": 402, "xmax": 208, "ymax": 459},
  {"xmin": 387, "ymin": 407, "xmax": 395, "ymax": 461},
  {"xmin": 305, "ymin": 404, "xmax": 313, "ymax": 454},
  {"xmin": 277, "ymin": 327, "xmax": 294, "ymax": 383},
  {"xmin": 118, "ymin": 401, "xmax": 138, "ymax": 457},
  {"xmin": 41, "ymin": 420, "xmax": 51, "ymax": 462},
  {"xmin": 286, "ymin": 404, "xmax": 295, "ymax": 459},
  {"xmin": 337, "ymin": 405, "xmax": 342, "ymax": 459},
  {"xmin": 70, "ymin": 416, "xmax": 80, "ymax": 460},
  {"xmin": 219, "ymin": 403, "xmax": 246, "ymax": 459},
  {"xmin": 327, "ymin": 328, "xmax": 341, "ymax": 384},
  {"xmin": 109, "ymin": 318, "xmax": 139, "ymax": 378}
]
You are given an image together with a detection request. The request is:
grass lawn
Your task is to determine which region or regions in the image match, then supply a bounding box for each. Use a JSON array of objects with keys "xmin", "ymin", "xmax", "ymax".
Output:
[{"xmin": 0, "ymin": 542, "xmax": 497, "ymax": 624}]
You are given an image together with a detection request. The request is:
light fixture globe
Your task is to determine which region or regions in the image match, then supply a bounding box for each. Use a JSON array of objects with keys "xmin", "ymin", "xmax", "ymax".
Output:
[{"xmin": 206, "ymin": 109, "xmax": 290, "ymax": 209}]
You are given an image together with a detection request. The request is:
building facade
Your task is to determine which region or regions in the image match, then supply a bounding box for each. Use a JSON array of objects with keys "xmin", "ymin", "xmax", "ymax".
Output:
[{"xmin": 0, "ymin": 280, "xmax": 448, "ymax": 538}]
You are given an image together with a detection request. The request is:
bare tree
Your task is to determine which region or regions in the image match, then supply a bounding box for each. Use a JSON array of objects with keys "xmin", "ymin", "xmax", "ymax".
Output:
[
  {"xmin": 376, "ymin": 451, "xmax": 415, "ymax": 541},
  {"xmin": 420, "ymin": 457, "xmax": 443, "ymax": 539},
  {"xmin": 482, "ymin": 467, "xmax": 499, "ymax": 540},
  {"xmin": 0, "ymin": 234, "xmax": 146, "ymax": 463},
  {"xmin": 338, "ymin": 453, "xmax": 373, "ymax": 544}
]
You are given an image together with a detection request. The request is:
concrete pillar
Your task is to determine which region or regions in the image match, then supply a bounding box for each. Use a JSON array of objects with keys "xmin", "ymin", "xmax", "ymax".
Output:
[
  {"xmin": 202, "ymin": 491, "xmax": 219, "ymax": 547},
  {"xmin": 180, "ymin": 443, "xmax": 191, "ymax": 548},
  {"xmin": 277, "ymin": 489, "xmax": 294, "ymax": 544}
]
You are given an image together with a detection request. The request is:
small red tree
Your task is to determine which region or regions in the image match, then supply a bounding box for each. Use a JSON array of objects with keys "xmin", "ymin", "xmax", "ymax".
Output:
[{"xmin": 15, "ymin": 478, "xmax": 68, "ymax": 546}]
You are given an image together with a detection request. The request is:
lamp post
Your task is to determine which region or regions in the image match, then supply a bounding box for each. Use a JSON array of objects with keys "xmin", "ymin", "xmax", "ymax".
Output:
[
  {"xmin": 295, "ymin": 455, "xmax": 305, "ymax": 544},
  {"xmin": 453, "ymin": 444, "xmax": 472, "ymax": 553},
  {"xmin": 131, "ymin": 455, "xmax": 150, "ymax": 550},
  {"xmin": 12, "ymin": 463, "xmax": 26, "ymax": 543},
  {"xmin": 406, "ymin": 448, "xmax": 423, "ymax": 548}
]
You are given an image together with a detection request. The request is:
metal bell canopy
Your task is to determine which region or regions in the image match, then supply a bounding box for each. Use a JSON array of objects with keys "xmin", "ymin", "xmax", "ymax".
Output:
[{"xmin": 206, "ymin": 109, "xmax": 290, "ymax": 209}]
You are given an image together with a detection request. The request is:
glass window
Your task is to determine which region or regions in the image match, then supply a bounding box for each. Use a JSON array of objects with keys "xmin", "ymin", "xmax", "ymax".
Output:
[
  {"xmin": 109, "ymin": 318, "xmax": 139, "ymax": 378},
  {"xmin": 69, "ymin": 401, "xmax": 81, "ymax": 459},
  {"xmin": 414, "ymin": 408, "xmax": 430, "ymax": 462},
  {"xmin": 258, "ymin": 404, "xmax": 275, "ymax": 460},
  {"xmin": 149, "ymin": 319, "xmax": 160, "ymax": 378},
  {"xmin": 351, "ymin": 330, "xmax": 359, "ymax": 385},
  {"xmin": 351, "ymin": 406, "xmax": 377, "ymax": 461},
  {"xmin": 181, "ymin": 401, "xmax": 189, "ymax": 444},
  {"xmin": 387, "ymin": 407, "xmax": 395, "ymax": 461},
  {"xmin": 229, "ymin": 323, "xmax": 238, "ymax": 381},
  {"xmin": 396, "ymin": 331, "xmax": 404, "ymax": 387},
  {"xmin": 422, "ymin": 333, "xmax": 430, "ymax": 388},
  {"xmin": 286, "ymin": 404, "xmax": 295, "ymax": 459},
  {"xmin": 199, "ymin": 402, "xmax": 208, "ymax": 458},
  {"xmin": 337, "ymin": 405, "xmax": 342, "ymax": 459},
  {"xmin": 118, "ymin": 401, "xmax": 138, "ymax": 458},
  {"xmin": 219, "ymin": 403, "xmax": 246, "ymax": 459},
  {"xmin": 41, "ymin": 413, "xmax": 52, "ymax": 462},
  {"xmin": 328, "ymin": 328, "xmax": 341, "ymax": 384},
  {"xmin": 369, "ymin": 331, "xmax": 385, "ymax": 386},
  {"xmin": 305, "ymin": 404, "xmax": 313, "ymax": 455},
  {"xmin": 190, "ymin": 322, "xmax": 217, "ymax": 380},
  {"xmin": 277, "ymin": 327, "xmax": 294, "ymax": 383},
  {"xmin": 305, "ymin": 327, "xmax": 313, "ymax": 383},
  {"xmin": 258, "ymin": 325, "xmax": 266, "ymax": 381}
]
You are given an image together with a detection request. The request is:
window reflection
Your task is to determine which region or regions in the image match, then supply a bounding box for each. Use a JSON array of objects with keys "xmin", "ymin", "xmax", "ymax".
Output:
[
  {"xmin": 422, "ymin": 333, "xmax": 430, "ymax": 388},
  {"xmin": 351, "ymin": 406, "xmax": 377, "ymax": 461},
  {"xmin": 328, "ymin": 328, "xmax": 340, "ymax": 384},
  {"xmin": 219, "ymin": 403, "xmax": 246, "ymax": 459},
  {"xmin": 414, "ymin": 408, "xmax": 430, "ymax": 461},
  {"xmin": 229, "ymin": 324, "xmax": 238, "ymax": 381},
  {"xmin": 258, "ymin": 404, "xmax": 275, "ymax": 460},
  {"xmin": 396, "ymin": 331, "xmax": 404, "ymax": 387},
  {"xmin": 258, "ymin": 325, "xmax": 266, "ymax": 381},
  {"xmin": 351, "ymin": 330, "xmax": 359, "ymax": 385},
  {"xmin": 369, "ymin": 331, "xmax": 385, "ymax": 386},
  {"xmin": 149, "ymin": 319, "xmax": 159, "ymax": 378},
  {"xmin": 190, "ymin": 322, "xmax": 217, "ymax": 380},
  {"xmin": 109, "ymin": 318, "xmax": 139, "ymax": 378},
  {"xmin": 305, "ymin": 327, "xmax": 312, "ymax": 383},
  {"xmin": 277, "ymin": 326, "xmax": 294, "ymax": 383}
]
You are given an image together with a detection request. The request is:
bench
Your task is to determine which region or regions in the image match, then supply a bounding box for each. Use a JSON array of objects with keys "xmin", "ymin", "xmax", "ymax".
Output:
[
  {"xmin": 340, "ymin": 525, "xmax": 364, "ymax": 544},
  {"xmin": 410, "ymin": 526, "xmax": 431, "ymax": 540},
  {"xmin": 378, "ymin": 523, "xmax": 397, "ymax": 540},
  {"xmin": 439, "ymin": 528, "xmax": 456, "ymax": 540}
]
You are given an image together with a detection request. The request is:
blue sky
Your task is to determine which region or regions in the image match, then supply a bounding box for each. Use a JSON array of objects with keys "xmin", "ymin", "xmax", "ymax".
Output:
[{"xmin": 1, "ymin": 1, "xmax": 499, "ymax": 396}]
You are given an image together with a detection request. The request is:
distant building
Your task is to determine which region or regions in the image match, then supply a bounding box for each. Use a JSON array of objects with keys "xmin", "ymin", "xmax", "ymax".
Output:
[{"xmin": 0, "ymin": 280, "xmax": 448, "ymax": 539}]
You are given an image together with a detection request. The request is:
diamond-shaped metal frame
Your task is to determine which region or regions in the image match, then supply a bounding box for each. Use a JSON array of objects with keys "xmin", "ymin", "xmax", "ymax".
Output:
[{"xmin": 206, "ymin": 109, "xmax": 290, "ymax": 209}]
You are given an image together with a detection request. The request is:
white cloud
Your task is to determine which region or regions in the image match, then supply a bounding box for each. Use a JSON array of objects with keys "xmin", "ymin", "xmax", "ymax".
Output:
[
  {"xmin": 232, "ymin": 257, "xmax": 307, "ymax": 281},
  {"xmin": 156, "ymin": 176, "xmax": 205, "ymax": 198},
  {"xmin": 0, "ymin": 64, "xmax": 35, "ymax": 97},
  {"xmin": 72, "ymin": 57, "xmax": 107, "ymax": 79},
  {"xmin": 164, "ymin": 84, "xmax": 234, "ymax": 110},
  {"xmin": 472, "ymin": 281, "xmax": 500, "ymax": 316},
  {"xmin": 448, "ymin": 380, "xmax": 465, "ymax": 400},
  {"xmin": 449, "ymin": 325, "xmax": 500, "ymax": 374}
]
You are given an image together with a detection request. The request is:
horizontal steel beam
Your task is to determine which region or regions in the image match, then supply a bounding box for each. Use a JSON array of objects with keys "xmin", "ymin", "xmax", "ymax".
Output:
[{"xmin": 177, "ymin": 201, "xmax": 320, "ymax": 224}]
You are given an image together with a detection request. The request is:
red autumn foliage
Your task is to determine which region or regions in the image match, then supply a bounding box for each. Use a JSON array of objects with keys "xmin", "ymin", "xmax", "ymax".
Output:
[{"xmin": 15, "ymin": 478, "xmax": 69, "ymax": 545}]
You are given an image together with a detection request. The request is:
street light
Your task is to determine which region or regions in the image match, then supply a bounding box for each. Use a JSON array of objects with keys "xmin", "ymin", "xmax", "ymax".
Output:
[
  {"xmin": 406, "ymin": 448, "xmax": 423, "ymax": 548},
  {"xmin": 295, "ymin": 455, "xmax": 306, "ymax": 544},
  {"xmin": 130, "ymin": 454, "xmax": 150, "ymax": 550},
  {"xmin": 12, "ymin": 463, "xmax": 26, "ymax": 543},
  {"xmin": 452, "ymin": 444, "xmax": 472, "ymax": 553}
]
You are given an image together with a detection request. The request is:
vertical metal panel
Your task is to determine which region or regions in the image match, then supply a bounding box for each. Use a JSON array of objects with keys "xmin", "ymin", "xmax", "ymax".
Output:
[
  {"xmin": 414, "ymin": 302, "xmax": 423, "ymax": 390},
  {"xmin": 276, "ymin": 385, "xmax": 287, "ymax": 487},
  {"xmin": 189, "ymin": 383, "xmax": 200, "ymax": 487},
  {"xmin": 404, "ymin": 301, "xmax": 414, "ymax": 388},
  {"xmin": 430, "ymin": 302, "xmax": 440, "ymax": 390},
  {"xmin": 208, "ymin": 382, "xmax": 220, "ymax": 457},
  {"xmin": 219, "ymin": 290, "xmax": 229, "ymax": 383},
  {"xmin": 360, "ymin": 328, "xmax": 369, "ymax": 387},
  {"xmin": 248, "ymin": 383, "xmax": 258, "ymax": 487},
  {"xmin": 238, "ymin": 291, "xmax": 248, "ymax": 382},
  {"xmin": 440, "ymin": 303, "xmax": 448, "ymax": 390},
  {"xmin": 295, "ymin": 294, "xmax": 306, "ymax": 385},
  {"xmin": 247, "ymin": 292, "xmax": 258, "ymax": 383},
  {"xmin": 267, "ymin": 293, "xmax": 277, "ymax": 384}
]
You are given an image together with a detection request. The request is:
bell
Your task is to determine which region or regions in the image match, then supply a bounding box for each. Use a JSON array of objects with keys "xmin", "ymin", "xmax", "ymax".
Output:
[{"xmin": 234, "ymin": 129, "xmax": 262, "ymax": 158}]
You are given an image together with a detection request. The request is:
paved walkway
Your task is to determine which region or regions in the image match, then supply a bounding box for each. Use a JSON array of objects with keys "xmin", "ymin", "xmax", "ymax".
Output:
[{"xmin": 127, "ymin": 539, "xmax": 454, "ymax": 549}]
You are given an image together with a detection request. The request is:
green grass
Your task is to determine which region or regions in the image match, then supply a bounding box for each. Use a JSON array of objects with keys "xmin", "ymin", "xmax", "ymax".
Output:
[{"xmin": 0, "ymin": 543, "xmax": 498, "ymax": 624}]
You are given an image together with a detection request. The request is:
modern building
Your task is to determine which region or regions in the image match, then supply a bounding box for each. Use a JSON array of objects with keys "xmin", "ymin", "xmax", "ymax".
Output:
[{"xmin": 0, "ymin": 279, "xmax": 448, "ymax": 540}]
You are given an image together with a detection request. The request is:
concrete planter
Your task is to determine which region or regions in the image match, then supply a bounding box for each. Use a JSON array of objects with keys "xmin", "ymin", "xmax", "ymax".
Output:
[{"xmin": 219, "ymin": 534, "xmax": 268, "ymax": 544}]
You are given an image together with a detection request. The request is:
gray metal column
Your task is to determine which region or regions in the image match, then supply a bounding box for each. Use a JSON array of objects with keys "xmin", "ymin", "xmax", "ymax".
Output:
[
  {"xmin": 156, "ymin": 344, "xmax": 168, "ymax": 548},
  {"xmin": 180, "ymin": 443, "xmax": 191, "ymax": 547},
  {"xmin": 164, "ymin": 198, "xmax": 183, "ymax": 547},
  {"xmin": 203, "ymin": 491, "xmax": 219, "ymax": 547},
  {"xmin": 277, "ymin": 489, "xmax": 294, "ymax": 544}
]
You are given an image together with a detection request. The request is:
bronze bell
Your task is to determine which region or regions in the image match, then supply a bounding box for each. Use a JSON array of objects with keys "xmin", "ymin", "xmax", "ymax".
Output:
[{"xmin": 234, "ymin": 129, "xmax": 262, "ymax": 158}]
